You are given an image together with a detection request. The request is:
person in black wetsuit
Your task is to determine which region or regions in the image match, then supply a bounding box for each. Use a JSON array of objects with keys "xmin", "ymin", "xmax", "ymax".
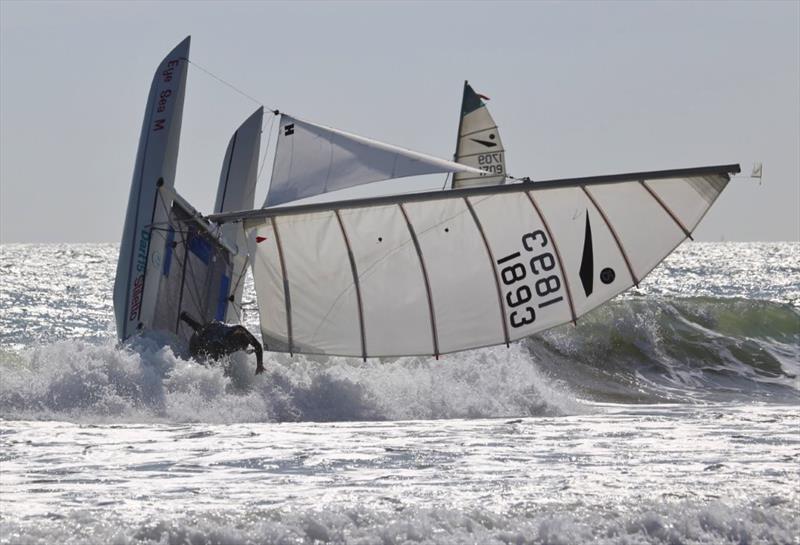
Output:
[{"xmin": 179, "ymin": 312, "xmax": 265, "ymax": 374}]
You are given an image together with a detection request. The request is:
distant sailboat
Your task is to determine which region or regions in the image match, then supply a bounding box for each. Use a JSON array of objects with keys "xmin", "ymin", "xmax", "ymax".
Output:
[
  {"xmin": 452, "ymin": 82, "xmax": 507, "ymax": 188},
  {"xmin": 115, "ymin": 38, "xmax": 741, "ymax": 362}
]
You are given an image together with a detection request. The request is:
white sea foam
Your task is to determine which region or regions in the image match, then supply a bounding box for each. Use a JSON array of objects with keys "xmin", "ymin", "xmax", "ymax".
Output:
[
  {"xmin": 0, "ymin": 336, "xmax": 584, "ymax": 423},
  {"xmin": 1, "ymin": 499, "xmax": 797, "ymax": 545}
]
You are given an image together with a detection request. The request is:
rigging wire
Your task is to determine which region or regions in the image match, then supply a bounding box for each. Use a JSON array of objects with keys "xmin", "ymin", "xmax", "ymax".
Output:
[
  {"xmin": 227, "ymin": 258, "xmax": 250, "ymax": 323},
  {"xmin": 155, "ymin": 190, "xmax": 208, "ymax": 324},
  {"xmin": 440, "ymin": 172, "xmax": 451, "ymax": 191},
  {"xmin": 185, "ymin": 57, "xmax": 281, "ymax": 200},
  {"xmin": 185, "ymin": 59, "xmax": 277, "ymax": 114},
  {"xmin": 228, "ymin": 224, "xmax": 251, "ymax": 299}
]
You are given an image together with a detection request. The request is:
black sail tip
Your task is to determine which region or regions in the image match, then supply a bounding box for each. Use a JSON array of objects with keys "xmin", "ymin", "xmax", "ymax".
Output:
[{"xmin": 579, "ymin": 210, "xmax": 594, "ymax": 297}]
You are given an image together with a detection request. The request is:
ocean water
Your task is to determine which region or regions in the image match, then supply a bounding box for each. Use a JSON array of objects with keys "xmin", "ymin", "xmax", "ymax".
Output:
[{"xmin": 0, "ymin": 242, "xmax": 798, "ymax": 544}]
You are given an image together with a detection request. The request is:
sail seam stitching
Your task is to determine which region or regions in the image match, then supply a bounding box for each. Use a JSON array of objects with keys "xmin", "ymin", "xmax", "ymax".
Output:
[
  {"xmin": 525, "ymin": 191, "xmax": 578, "ymax": 323},
  {"xmin": 271, "ymin": 217, "xmax": 293, "ymax": 354},
  {"xmin": 335, "ymin": 210, "xmax": 368, "ymax": 361},
  {"xmin": 582, "ymin": 186, "xmax": 639, "ymax": 287},
  {"xmin": 639, "ymin": 180, "xmax": 693, "ymax": 240},
  {"xmin": 399, "ymin": 203, "xmax": 440, "ymax": 358},
  {"xmin": 464, "ymin": 197, "xmax": 510, "ymax": 347}
]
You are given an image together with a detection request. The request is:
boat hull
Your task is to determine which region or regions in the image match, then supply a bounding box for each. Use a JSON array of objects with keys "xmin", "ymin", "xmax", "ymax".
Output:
[{"xmin": 113, "ymin": 38, "xmax": 190, "ymax": 341}]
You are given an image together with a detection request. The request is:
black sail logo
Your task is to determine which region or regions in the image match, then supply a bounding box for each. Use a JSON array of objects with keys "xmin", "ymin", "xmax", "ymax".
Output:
[
  {"xmin": 470, "ymin": 133, "xmax": 498, "ymax": 148},
  {"xmin": 579, "ymin": 211, "xmax": 594, "ymax": 296}
]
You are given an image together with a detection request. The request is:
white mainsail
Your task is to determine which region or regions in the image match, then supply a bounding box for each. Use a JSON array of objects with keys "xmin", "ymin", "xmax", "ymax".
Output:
[
  {"xmin": 452, "ymin": 82, "xmax": 507, "ymax": 188},
  {"xmin": 208, "ymin": 165, "xmax": 739, "ymax": 358},
  {"xmin": 264, "ymin": 114, "xmax": 486, "ymax": 206}
]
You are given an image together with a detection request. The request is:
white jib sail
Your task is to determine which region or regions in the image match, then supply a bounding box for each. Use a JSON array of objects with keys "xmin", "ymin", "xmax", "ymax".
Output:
[
  {"xmin": 452, "ymin": 82, "xmax": 506, "ymax": 189},
  {"xmin": 236, "ymin": 165, "xmax": 738, "ymax": 358},
  {"xmin": 264, "ymin": 114, "xmax": 486, "ymax": 206},
  {"xmin": 214, "ymin": 107, "xmax": 263, "ymax": 323}
]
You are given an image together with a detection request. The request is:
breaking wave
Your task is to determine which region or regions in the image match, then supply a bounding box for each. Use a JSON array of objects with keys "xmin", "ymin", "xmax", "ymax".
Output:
[
  {"xmin": 0, "ymin": 297, "xmax": 797, "ymax": 423},
  {"xmin": 533, "ymin": 296, "xmax": 799, "ymax": 404},
  {"xmin": 2, "ymin": 497, "xmax": 797, "ymax": 545}
]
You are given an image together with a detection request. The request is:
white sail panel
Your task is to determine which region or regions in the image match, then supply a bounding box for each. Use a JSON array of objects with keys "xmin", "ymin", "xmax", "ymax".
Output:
[
  {"xmin": 404, "ymin": 199, "xmax": 503, "ymax": 353},
  {"xmin": 453, "ymin": 82, "xmax": 506, "ymax": 188},
  {"xmin": 239, "ymin": 167, "xmax": 737, "ymax": 358},
  {"xmin": 643, "ymin": 176, "xmax": 728, "ymax": 233},
  {"xmin": 585, "ymin": 183, "xmax": 684, "ymax": 281},
  {"xmin": 467, "ymin": 192, "xmax": 572, "ymax": 341},
  {"xmin": 276, "ymin": 212, "xmax": 362, "ymax": 355},
  {"xmin": 531, "ymin": 188, "xmax": 634, "ymax": 319},
  {"xmin": 338, "ymin": 205, "xmax": 434, "ymax": 357},
  {"xmin": 265, "ymin": 115, "xmax": 486, "ymax": 206},
  {"xmin": 247, "ymin": 222, "xmax": 290, "ymax": 351}
]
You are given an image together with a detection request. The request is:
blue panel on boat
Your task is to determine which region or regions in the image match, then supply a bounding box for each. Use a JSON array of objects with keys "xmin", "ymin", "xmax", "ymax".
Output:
[
  {"xmin": 188, "ymin": 235, "xmax": 212, "ymax": 265},
  {"xmin": 215, "ymin": 275, "xmax": 230, "ymax": 321},
  {"xmin": 163, "ymin": 227, "xmax": 175, "ymax": 276}
]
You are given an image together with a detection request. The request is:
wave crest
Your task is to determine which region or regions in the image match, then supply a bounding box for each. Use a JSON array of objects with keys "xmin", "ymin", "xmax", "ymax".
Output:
[{"xmin": 1, "ymin": 297, "xmax": 796, "ymax": 423}]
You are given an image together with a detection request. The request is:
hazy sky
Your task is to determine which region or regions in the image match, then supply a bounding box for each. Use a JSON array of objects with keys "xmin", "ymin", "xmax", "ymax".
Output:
[{"xmin": 1, "ymin": 1, "xmax": 798, "ymax": 242}]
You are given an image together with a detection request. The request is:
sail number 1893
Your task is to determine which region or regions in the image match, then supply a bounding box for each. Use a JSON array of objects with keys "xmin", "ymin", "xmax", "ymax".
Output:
[{"xmin": 496, "ymin": 229, "xmax": 563, "ymax": 328}]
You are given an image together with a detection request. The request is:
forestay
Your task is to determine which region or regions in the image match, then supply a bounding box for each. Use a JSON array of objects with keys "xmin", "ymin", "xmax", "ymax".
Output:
[
  {"xmin": 264, "ymin": 115, "xmax": 486, "ymax": 206},
  {"xmin": 452, "ymin": 82, "xmax": 506, "ymax": 188},
  {"xmin": 224, "ymin": 165, "xmax": 739, "ymax": 358}
]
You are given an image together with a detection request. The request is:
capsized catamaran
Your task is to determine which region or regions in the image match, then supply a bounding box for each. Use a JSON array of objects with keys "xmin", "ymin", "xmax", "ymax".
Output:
[
  {"xmin": 113, "ymin": 37, "xmax": 486, "ymax": 344},
  {"xmin": 115, "ymin": 38, "xmax": 741, "ymax": 362},
  {"xmin": 114, "ymin": 37, "xmax": 263, "ymax": 343}
]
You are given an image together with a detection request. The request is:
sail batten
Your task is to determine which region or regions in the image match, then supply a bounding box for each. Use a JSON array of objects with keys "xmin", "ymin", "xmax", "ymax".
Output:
[
  {"xmin": 399, "ymin": 203, "xmax": 440, "ymax": 357},
  {"xmin": 334, "ymin": 210, "xmax": 368, "ymax": 361},
  {"xmin": 464, "ymin": 197, "xmax": 511, "ymax": 346},
  {"xmin": 270, "ymin": 217, "xmax": 293, "ymax": 354},
  {"xmin": 582, "ymin": 186, "xmax": 639, "ymax": 287},
  {"xmin": 525, "ymin": 191, "xmax": 578, "ymax": 324},
  {"xmin": 640, "ymin": 180, "xmax": 693, "ymax": 239},
  {"xmin": 242, "ymin": 165, "xmax": 738, "ymax": 358}
]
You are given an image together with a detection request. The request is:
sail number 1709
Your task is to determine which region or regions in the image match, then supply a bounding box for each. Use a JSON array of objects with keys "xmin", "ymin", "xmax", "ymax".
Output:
[{"xmin": 496, "ymin": 230, "xmax": 563, "ymax": 328}]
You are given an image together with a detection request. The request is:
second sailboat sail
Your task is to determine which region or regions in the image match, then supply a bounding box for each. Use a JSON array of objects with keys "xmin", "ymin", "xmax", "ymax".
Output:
[{"xmin": 452, "ymin": 82, "xmax": 507, "ymax": 188}]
